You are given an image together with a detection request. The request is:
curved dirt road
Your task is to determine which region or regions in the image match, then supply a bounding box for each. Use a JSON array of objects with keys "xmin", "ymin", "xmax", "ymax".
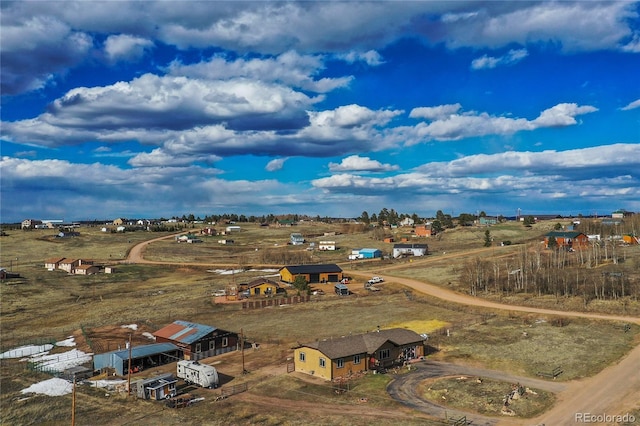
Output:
[
  {"xmin": 345, "ymin": 270, "xmax": 640, "ymax": 425},
  {"xmin": 387, "ymin": 361, "xmax": 567, "ymax": 425},
  {"xmin": 126, "ymin": 236, "xmax": 640, "ymax": 424}
]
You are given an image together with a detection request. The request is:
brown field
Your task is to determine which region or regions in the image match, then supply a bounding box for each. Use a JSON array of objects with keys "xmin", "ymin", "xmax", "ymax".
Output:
[{"xmin": 1, "ymin": 221, "xmax": 639, "ymax": 425}]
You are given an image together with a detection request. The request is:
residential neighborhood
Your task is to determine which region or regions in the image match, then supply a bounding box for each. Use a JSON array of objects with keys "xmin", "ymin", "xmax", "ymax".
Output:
[{"xmin": 2, "ymin": 208, "xmax": 639, "ymax": 425}]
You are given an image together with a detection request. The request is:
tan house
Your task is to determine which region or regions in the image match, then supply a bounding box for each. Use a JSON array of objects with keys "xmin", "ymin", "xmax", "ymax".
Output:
[
  {"xmin": 74, "ymin": 264, "xmax": 100, "ymax": 275},
  {"xmin": 294, "ymin": 328, "xmax": 425, "ymax": 381},
  {"xmin": 21, "ymin": 219, "xmax": 43, "ymax": 229},
  {"xmin": 45, "ymin": 257, "xmax": 66, "ymax": 271},
  {"xmin": 58, "ymin": 259, "xmax": 80, "ymax": 273},
  {"xmin": 240, "ymin": 278, "xmax": 284, "ymax": 297}
]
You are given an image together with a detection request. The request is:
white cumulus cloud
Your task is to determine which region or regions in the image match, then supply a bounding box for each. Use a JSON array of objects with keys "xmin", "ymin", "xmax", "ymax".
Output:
[{"xmin": 104, "ymin": 34, "xmax": 154, "ymax": 63}]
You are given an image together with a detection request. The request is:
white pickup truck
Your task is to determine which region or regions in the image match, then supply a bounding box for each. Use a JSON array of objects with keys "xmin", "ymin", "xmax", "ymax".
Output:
[{"xmin": 366, "ymin": 276, "xmax": 384, "ymax": 286}]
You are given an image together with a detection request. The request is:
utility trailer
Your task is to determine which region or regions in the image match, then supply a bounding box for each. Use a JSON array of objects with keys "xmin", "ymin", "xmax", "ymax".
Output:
[{"xmin": 177, "ymin": 360, "xmax": 219, "ymax": 389}]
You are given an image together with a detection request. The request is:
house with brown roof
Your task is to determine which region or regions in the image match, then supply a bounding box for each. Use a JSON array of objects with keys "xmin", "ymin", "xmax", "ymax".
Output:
[
  {"xmin": 544, "ymin": 231, "xmax": 589, "ymax": 250},
  {"xmin": 239, "ymin": 278, "xmax": 285, "ymax": 298},
  {"xmin": 58, "ymin": 258, "xmax": 80, "ymax": 273},
  {"xmin": 45, "ymin": 257, "xmax": 66, "ymax": 271},
  {"xmin": 293, "ymin": 328, "xmax": 425, "ymax": 381},
  {"xmin": 74, "ymin": 264, "xmax": 100, "ymax": 275},
  {"xmin": 153, "ymin": 320, "xmax": 239, "ymax": 361}
]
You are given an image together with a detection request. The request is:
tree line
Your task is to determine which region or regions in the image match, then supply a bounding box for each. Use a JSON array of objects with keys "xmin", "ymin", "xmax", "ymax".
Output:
[{"xmin": 461, "ymin": 241, "xmax": 640, "ymax": 304}]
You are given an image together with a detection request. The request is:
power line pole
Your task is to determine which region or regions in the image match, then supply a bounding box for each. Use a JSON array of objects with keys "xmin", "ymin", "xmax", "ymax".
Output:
[
  {"xmin": 127, "ymin": 334, "xmax": 132, "ymax": 396},
  {"xmin": 71, "ymin": 376, "xmax": 76, "ymax": 426}
]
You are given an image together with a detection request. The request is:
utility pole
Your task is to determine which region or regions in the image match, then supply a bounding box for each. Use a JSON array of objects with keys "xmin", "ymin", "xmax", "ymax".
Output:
[
  {"xmin": 127, "ymin": 334, "xmax": 132, "ymax": 396},
  {"xmin": 241, "ymin": 328, "xmax": 246, "ymax": 374},
  {"xmin": 71, "ymin": 376, "xmax": 76, "ymax": 426}
]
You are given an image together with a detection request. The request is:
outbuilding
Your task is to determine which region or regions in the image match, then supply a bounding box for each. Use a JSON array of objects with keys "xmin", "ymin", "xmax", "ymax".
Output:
[
  {"xmin": 358, "ymin": 248, "xmax": 382, "ymax": 259},
  {"xmin": 93, "ymin": 343, "xmax": 181, "ymax": 376},
  {"xmin": 132, "ymin": 373, "xmax": 177, "ymax": 400}
]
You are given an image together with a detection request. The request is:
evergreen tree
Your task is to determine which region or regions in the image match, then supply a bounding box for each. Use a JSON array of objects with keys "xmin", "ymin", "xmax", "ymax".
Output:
[{"xmin": 484, "ymin": 229, "xmax": 492, "ymax": 247}]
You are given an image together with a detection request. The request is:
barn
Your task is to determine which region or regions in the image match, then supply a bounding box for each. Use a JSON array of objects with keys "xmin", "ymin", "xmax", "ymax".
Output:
[{"xmin": 279, "ymin": 264, "xmax": 343, "ymax": 284}]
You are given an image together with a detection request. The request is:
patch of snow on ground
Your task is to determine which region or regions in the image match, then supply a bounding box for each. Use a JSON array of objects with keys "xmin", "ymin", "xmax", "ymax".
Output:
[
  {"xmin": 142, "ymin": 332, "xmax": 156, "ymax": 340},
  {"xmin": 28, "ymin": 349, "xmax": 93, "ymax": 372},
  {"xmin": 121, "ymin": 324, "xmax": 138, "ymax": 331},
  {"xmin": 208, "ymin": 268, "xmax": 279, "ymax": 275},
  {"xmin": 56, "ymin": 336, "xmax": 76, "ymax": 347},
  {"xmin": 0, "ymin": 344, "xmax": 54, "ymax": 359},
  {"xmin": 21, "ymin": 378, "xmax": 73, "ymax": 396},
  {"xmin": 210, "ymin": 268, "xmax": 245, "ymax": 275}
]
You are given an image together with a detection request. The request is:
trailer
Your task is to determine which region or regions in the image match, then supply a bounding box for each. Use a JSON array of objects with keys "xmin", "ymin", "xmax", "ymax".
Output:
[{"xmin": 177, "ymin": 360, "xmax": 219, "ymax": 389}]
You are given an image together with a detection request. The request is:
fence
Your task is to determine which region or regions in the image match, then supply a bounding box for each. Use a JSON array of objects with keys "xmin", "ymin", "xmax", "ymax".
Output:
[
  {"xmin": 220, "ymin": 382, "xmax": 248, "ymax": 398},
  {"xmin": 241, "ymin": 295, "xmax": 310, "ymax": 310},
  {"xmin": 536, "ymin": 366, "xmax": 563, "ymax": 379}
]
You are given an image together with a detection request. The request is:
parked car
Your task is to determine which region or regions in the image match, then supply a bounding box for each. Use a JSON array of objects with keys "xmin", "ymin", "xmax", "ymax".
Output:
[{"xmin": 369, "ymin": 276, "xmax": 384, "ymax": 284}]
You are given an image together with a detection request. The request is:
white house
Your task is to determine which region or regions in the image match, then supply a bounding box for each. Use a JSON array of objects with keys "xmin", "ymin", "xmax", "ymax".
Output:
[
  {"xmin": 400, "ymin": 217, "xmax": 415, "ymax": 226},
  {"xmin": 290, "ymin": 233, "xmax": 305, "ymax": 245},
  {"xmin": 318, "ymin": 241, "xmax": 336, "ymax": 251}
]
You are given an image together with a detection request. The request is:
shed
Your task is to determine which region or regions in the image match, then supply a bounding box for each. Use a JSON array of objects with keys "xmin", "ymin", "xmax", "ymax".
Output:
[
  {"xmin": 93, "ymin": 343, "xmax": 180, "ymax": 376},
  {"xmin": 359, "ymin": 248, "xmax": 382, "ymax": 259},
  {"xmin": 334, "ymin": 283, "xmax": 349, "ymax": 296},
  {"xmin": 133, "ymin": 373, "xmax": 177, "ymax": 400}
]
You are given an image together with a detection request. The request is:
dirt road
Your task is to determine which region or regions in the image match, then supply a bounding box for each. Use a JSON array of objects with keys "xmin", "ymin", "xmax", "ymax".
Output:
[
  {"xmin": 126, "ymin": 236, "xmax": 640, "ymax": 424},
  {"xmin": 345, "ymin": 269, "xmax": 640, "ymax": 425}
]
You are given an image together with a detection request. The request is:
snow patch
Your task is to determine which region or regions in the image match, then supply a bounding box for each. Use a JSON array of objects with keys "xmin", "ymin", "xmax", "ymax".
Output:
[
  {"xmin": 120, "ymin": 324, "xmax": 138, "ymax": 331},
  {"xmin": 56, "ymin": 336, "xmax": 77, "ymax": 347},
  {"xmin": 142, "ymin": 332, "xmax": 155, "ymax": 340},
  {"xmin": 21, "ymin": 378, "xmax": 73, "ymax": 396}
]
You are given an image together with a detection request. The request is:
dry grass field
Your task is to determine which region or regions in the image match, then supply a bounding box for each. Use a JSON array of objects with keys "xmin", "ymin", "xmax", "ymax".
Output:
[{"xmin": 1, "ymin": 222, "xmax": 639, "ymax": 425}]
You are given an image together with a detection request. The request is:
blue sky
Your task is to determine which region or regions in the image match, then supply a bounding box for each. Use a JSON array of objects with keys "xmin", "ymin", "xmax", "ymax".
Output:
[{"xmin": 1, "ymin": 1, "xmax": 639, "ymax": 222}]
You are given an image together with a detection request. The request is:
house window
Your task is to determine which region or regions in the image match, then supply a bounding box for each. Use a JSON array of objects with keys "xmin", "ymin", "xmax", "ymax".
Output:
[
  {"xmin": 353, "ymin": 354, "xmax": 361, "ymax": 364},
  {"xmin": 379, "ymin": 349, "xmax": 390, "ymax": 359},
  {"xmin": 195, "ymin": 343, "xmax": 202, "ymax": 353},
  {"xmin": 299, "ymin": 352, "xmax": 306, "ymax": 362},
  {"xmin": 319, "ymin": 357, "xmax": 326, "ymax": 368},
  {"xmin": 222, "ymin": 337, "xmax": 228, "ymax": 347},
  {"xmin": 209, "ymin": 340, "xmax": 215, "ymax": 351},
  {"xmin": 337, "ymin": 358, "xmax": 344, "ymax": 368}
]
